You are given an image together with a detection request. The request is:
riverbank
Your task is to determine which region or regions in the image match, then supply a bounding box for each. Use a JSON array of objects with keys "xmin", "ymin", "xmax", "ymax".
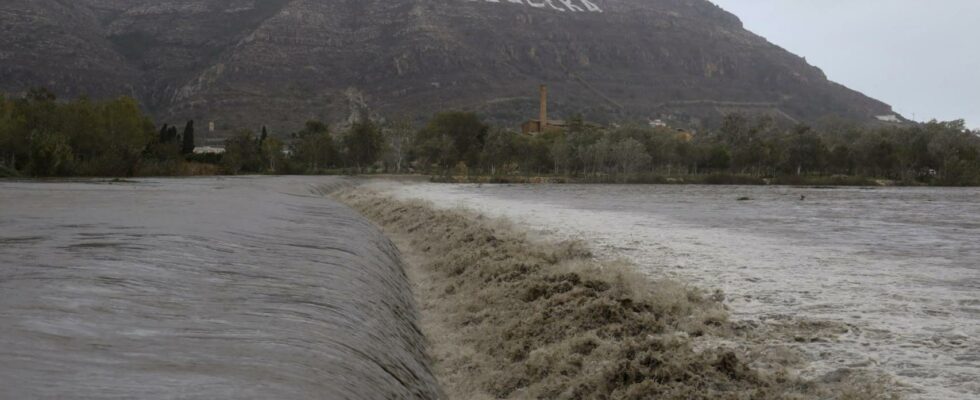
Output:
[
  {"xmin": 335, "ymin": 187, "xmax": 897, "ymax": 399},
  {"xmin": 427, "ymin": 173, "xmax": 905, "ymax": 187},
  {"xmin": 8, "ymin": 170, "xmax": 975, "ymax": 187}
]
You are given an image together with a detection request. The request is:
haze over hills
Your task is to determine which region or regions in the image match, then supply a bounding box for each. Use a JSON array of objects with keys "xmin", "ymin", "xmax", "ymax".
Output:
[{"xmin": 0, "ymin": 0, "xmax": 897, "ymax": 137}]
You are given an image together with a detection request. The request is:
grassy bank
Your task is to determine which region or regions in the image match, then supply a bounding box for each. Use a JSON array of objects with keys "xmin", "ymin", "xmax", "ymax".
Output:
[{"xmin": 335, "ymin": 188, "xmax": 897, "ymax": 399}]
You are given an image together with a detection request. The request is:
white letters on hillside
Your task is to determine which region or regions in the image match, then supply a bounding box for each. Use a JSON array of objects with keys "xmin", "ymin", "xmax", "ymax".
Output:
[
  {"xmin": 578, "ymin": 0, "xmax": 602, "ymax": 12},
  {"xmin": 470, "ymin": 0, "xmax": 603, "ymax": 13}
]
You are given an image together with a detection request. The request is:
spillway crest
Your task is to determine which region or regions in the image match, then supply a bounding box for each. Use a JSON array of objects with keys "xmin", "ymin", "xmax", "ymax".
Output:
[{"xmin": 0, "ymin": 177, "xmax": 441, "ymax": 399}]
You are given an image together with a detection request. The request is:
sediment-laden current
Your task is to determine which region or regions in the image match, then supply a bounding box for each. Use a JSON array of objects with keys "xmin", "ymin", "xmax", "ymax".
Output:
[
  {"xmin": 376, "ymin": 181, "xmax": 980, "ymax": 400},
  {"xmin": 0, "ymin": 177, "xmax": 441, "ymax": 399}
]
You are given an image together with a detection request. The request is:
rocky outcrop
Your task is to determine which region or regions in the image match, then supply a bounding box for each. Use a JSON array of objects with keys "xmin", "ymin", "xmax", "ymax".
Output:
[
  {"xmin": 0, "ymin": 0, "xmax": 141, "ymax": 99},
  {"xmin": 0, "ymin": 0, "xmax": 895, "ymax": 137}
]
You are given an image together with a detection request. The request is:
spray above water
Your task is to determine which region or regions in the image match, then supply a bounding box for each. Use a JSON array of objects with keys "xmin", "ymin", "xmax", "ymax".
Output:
[{"xmin": 336, "ymin": 187, "xmax": 897, "ymax": 399}]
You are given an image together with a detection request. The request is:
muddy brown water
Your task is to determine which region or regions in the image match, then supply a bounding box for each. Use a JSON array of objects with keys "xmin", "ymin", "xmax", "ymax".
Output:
[
  {"xmin": 0, "ymin": 177, "xmax": 441, "ymax": 399},
  {"xmin": 383, "ymin": 182, "xmax": 980, "ymax": 400}
]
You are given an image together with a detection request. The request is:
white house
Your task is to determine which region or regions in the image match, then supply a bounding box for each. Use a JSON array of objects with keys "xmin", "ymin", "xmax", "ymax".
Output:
[{"xmin": 193, "ymin": 146, "xmax": 225, "ymax": 155}]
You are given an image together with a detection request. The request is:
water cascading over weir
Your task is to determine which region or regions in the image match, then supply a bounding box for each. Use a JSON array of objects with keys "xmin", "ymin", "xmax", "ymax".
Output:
[{"xmin": 0, "ymin": 177, "xmax": 442, "ymax": 399}]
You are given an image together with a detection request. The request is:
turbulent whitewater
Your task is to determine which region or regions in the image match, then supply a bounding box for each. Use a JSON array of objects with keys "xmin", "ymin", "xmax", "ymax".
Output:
[
  {"xmin": 377, "ymin": 182, "xmax": 980, "ymax": 400},
  {"xmin": 0, "ymin": 177, "xmax": 441, "ymax": 399}
]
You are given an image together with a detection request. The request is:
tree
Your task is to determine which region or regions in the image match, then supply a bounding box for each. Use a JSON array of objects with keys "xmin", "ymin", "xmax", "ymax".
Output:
[
  {"xmin": 158, "ymin": 124, "xmax": 172, "ymax": 143},
  {"xmin": 611, "ymin": 138, "xmax": 651, "ymax": 180},
  {"xmin": 480, "ymin": 128, "xmax": 518, "ymax": 175},
  {"xmin": 415, "ymin": 112, "xmax": 488, "ymax": 169},
  {"xmin": 261, "ymin": 136, "xmax": 285, "ymax": 173},
  {"xmin": 223, "ymin": 130, "xmax": 262, "ymax": 174},
  {"xmin": 719, "ymin": 113, "xmax": 750, "ymax": 146},
  {"xmin": 895, "ymin": 127, "xmax": 933, "ymax": 181},
  {"xmin": 867, "ymin": 140, "xmax": 898, "ymax": 177},
  {"xmin": 158, "ymin": 124, "xmax": 179, "ymax": 145},
  {"xmin": 567, "ymin": 114, "xmax": 586, "ymax": 134},
  {"xmin": 146, "ymin": 122, "xmax": 181, "ymax": 163},
  {"xmin": 181, "ymin": 120, "xmax": 195, "ymax": 155},
  {"xmin": 383, "ymin": 117, "xmax": 413, "ymax": 173},
  {"xmin": 926, "ymin": 120, "xmax": 980, "ymax": 184},
  {"xmin": 583, "ymin": 136, "xmax": 613, "ymax": 176},
  {"xmin": 0, "ymin": 91, "xmax": 158, "ymax": 176},
  {"xmin": 786, "ymin": 124, "xmax": 827, "ymax": 175},
  {"xmin": 343, "ymin": 115, "xmax": 384, "ymax": 172},
  {"xmin": 414, "ymin": 129, "xmax": 455, "ymax": 171},
  {"xmin": 702, "ymin": 144, "xmax": 732, "ymax": 171},
  {"xmin": 25, "ymin": 87, "xmax": 56, "ymax": 103},
  {"xmin": 549, "ymin": 138, "xmax": 573, "ymax": 175},
  {"xmin": 828, "ymin": 145, "xmax": 854, "ymax": 175},
  {"xmin": 93, "ymin": 97, "xmax": 155, "ymax": 176},
  {"xmin": 28, "ymin": 131, "xmax": 73, "ymax": 176},
  {"xmin": 0, "ymin": 95, "xmax": 14, "ymax": 167},
  {"xmin": 292, "ymin": 120, "xmax": 337, "ymax": 173},
  {"xmin": 515, "ymin": 133, "xmax": 553, "ymax": 175}
]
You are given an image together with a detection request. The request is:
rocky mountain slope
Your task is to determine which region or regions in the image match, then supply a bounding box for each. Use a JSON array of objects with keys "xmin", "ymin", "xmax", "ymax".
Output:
[{"xmin": 0, "ymin": 0, "xmax": 896, "ymax": 137}]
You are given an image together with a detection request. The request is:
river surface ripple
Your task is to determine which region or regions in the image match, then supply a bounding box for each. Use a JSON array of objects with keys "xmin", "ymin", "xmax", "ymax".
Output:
[
  {"xmin": 381, "ymin": 182, "xmax": 980, "ymax": 400},
  {"xmin": 0, "ymin": 177, "xmax": 440, "ymax": 399}
]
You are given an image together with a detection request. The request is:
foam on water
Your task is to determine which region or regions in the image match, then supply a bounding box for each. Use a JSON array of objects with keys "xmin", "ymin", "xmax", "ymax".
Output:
[
  {"xmin": 378, "ymin": 181, "xmax": 980, "ymax": 400},
  {"xmin": 0, "ymin": 177, "xmax": 441, "ymax": 399}
]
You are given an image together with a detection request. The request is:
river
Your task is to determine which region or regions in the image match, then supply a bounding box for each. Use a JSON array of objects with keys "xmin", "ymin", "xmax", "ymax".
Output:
[
  {"xmin": 377, "ymin": 181, "xmax": 980, "ymax": 400},
  {"xmin": 0, "ymin": 177, "xmax": 441, "ymax": 399}
]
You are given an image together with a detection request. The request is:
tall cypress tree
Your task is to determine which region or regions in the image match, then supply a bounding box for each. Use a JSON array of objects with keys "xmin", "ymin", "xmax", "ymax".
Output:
[
  {"xmin": 158, "ymin": 124, "xmax": 170, "ymax": 143},
  {"xmin": 181, "ymin": 120, "xmax": 195, "ymax": 155}
]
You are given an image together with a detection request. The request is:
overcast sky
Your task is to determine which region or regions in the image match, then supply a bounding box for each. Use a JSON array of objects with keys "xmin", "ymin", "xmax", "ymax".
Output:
[{"xmin": 709, "ymin": 0, "xmax": 979, "ymax": 129}]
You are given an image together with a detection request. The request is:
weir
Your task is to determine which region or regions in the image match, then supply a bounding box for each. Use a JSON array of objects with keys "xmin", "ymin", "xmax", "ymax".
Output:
[{"xmin": 0, "ymin": 177, "xmax": 441, "ymax": 399}]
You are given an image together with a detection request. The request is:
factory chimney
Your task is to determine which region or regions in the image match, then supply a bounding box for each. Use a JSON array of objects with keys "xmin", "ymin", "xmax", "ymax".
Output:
[{"xmin": 539, "ymin": 84, "xmax": 548, "ymax": 131}]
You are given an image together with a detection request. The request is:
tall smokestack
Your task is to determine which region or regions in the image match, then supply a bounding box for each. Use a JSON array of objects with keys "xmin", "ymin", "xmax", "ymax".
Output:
[{"xmin": 539, "ymin": 84, "xmax": 548, "ymax": 131}]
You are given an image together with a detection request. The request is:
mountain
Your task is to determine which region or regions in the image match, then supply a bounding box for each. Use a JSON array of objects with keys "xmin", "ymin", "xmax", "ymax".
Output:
[{"xmin": 0, "ymin": 0, "xmax": 896, "ymax": 137}]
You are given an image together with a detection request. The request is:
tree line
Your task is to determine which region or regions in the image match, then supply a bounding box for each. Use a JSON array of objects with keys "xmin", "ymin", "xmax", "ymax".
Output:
[
  {"xmin": 279, "ymin": 111, "xmax": 975, "ymax": 186},
  {"xmin": 243, "ymin": 110, "xmax": 979, "ymax": 186},
  {"xmin": 0, "ymin": 89, "xmax": 187, "ymax": 177},
  {"xmin": 221, "ymin": 116, "xmax": 384, "ymax": 175},
  {"xmin": 3, "ymin": 89, "xmax": 978, "ymax": 185},
  {"xmin": 0, "ymin": 89, "xmax": 387, "ymax": 177}
]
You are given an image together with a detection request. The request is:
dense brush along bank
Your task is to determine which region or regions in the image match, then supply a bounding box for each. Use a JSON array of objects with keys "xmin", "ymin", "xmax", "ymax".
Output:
[
  {"xmin": 0, "ymin": 177, "xmax": 440, "ymax": 399},
  {"xmin": 336, "ymin": 187, "xmax": 898, "ymax": 399}
]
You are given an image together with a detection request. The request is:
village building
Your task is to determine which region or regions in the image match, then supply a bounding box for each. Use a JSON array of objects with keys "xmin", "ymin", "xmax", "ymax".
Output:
[
  {"xmin": 521, "ymin": 84, "xmax": 604, "ymax": 135},
  {"xmin": 193, "ymin": 146, "xmax": 226, "ymax": 155},
  {"xmin": 522, "ymin": 84, "xmax": 558, "ymax": 135},
  {"xmin": 522, "ymin": 119, "xmax": 569, "ymax": 135},
  {"xmin": 876, "ymin": 114, "xmax": 901, "ymax": 123}
]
